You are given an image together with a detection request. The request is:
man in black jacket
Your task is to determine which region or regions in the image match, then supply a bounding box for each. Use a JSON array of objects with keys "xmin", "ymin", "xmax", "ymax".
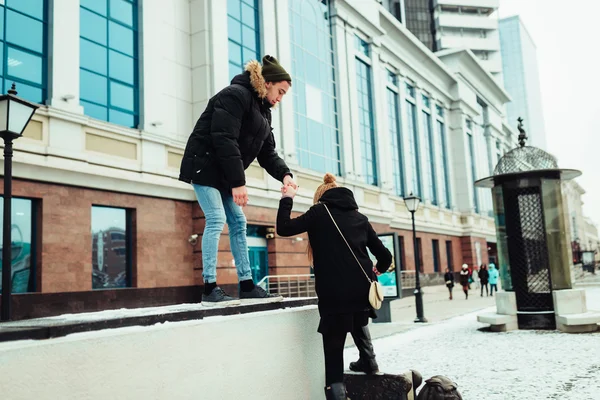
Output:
[{"xmin": 179, "ymin": 55, "xmax": 297, "ymax": 305}]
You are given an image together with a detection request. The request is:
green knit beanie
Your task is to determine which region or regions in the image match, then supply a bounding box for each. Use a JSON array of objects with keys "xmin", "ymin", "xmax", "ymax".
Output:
[{"xmin": 261, "ymin": 55, "xmax": 292, "ymax": 84}]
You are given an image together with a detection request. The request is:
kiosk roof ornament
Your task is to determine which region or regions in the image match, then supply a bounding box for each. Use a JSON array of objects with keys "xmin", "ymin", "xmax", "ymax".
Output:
[{"xmin": 476, "ymin": 118, "xmax": 581, "ymax": 188}]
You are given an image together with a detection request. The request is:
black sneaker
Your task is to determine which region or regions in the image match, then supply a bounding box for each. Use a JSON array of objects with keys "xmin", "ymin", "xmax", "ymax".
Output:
[
  {"xmin": 239, "ymin": 285, "xmax": 283, "ymax": 303},
  {"xmin": 202, "ymin": 287, "xmax": 241, "ymax": 307},
  {"xmin": 349, "ymin": 357, "xmax": 380, "ymax": 374}
]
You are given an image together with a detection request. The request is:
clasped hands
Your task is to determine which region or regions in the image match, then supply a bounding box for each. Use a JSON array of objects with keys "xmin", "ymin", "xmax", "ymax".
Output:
[
  {"xmin": 232, "ymin": 175, "xmax": 298, "ymax": 207},
  {"xmin": 281, "ymin": 175, "xmax": 298, "ymax": 199}
]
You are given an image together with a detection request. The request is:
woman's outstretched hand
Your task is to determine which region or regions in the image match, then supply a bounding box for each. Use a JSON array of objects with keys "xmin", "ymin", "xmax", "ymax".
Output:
[{"xmin": 281, "ymin": 184, "xmax": 298, "ymax": 199}]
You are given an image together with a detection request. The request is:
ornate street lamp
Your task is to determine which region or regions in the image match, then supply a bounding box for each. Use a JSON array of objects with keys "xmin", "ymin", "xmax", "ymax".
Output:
[
  {"xmin": 0, "ymin": 84, "xmax": 39, "ymax": 321},
  {"xmin": 404, "ymin": 192, "xmax": 427, "ymax": 323}
]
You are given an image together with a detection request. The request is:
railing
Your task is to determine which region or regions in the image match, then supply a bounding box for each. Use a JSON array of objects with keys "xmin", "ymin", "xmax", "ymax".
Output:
[
  {"xmin": 257, "ymin": 274, "xmax": 316, "ymax": 298},
  {"xmin": 400, "ymin": 271, "xmax": 417, "ymax": 289},
  {"xmin": 400, "ymin": 271, "xmax": 446, "ymax": 289}
]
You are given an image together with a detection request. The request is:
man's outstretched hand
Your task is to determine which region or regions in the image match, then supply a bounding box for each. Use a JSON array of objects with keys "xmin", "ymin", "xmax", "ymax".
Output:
[
  {"xmin": 283, "ymin": 175, "xmax": 298, "ymax": 189},
  {"xmin": 232, "ymin": 185, "xmax": 248, "ymax": 207}
]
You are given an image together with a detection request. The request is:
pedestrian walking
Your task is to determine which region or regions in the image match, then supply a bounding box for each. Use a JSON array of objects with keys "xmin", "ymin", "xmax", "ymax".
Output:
[
  {"xmin": 471, "ymin": 267, "xmax": 480, "ymax": 291},
  {"xmin": 489, "ymin": 263, "xmax": 499, "ymax": 296},
  {"xmin": 459, "ymin": 264, "xmax": 470, "ymax": 299},
  {"xmin": 444, "ymin": 268, "xmax": 455, "ymax": 300},
  {"xmin": 479, "ymin": 264, "xmax": 489, "ymax": 296}
]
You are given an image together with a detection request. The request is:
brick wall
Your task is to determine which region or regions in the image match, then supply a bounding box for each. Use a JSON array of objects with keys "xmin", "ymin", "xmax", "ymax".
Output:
[
  {"xmin": 460, "ymin": 236, "xmax": 490, "ymax": 268},
  {"xmin": 2, "ymin": 179, "xmax": 487, "ymax": 292},
  {"xmin": 2, "ymin": 179, "xmax": 194, "ymax": 293}
]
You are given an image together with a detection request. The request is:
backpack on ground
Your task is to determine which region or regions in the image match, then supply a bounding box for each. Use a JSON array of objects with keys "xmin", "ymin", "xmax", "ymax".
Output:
[{"xmin": 416, "ymin": 375, "xmax": 463, "ymax": 400}]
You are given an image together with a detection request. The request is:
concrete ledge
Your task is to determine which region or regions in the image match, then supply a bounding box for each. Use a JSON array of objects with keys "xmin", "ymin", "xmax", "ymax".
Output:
[
  {"xmin": 553, "ymin": 289, "xmax": 587, "ymax": 316},
  {"xmin": 495, "ymin": 291, "xmax": 517, "ymax": 315},
  {"xmin": 0, "ymin": 303, "xmax": 325, "ymax": 399},
  {"xmin": 0, "ymin": 298, "xmax": 318, "ymax": 343},
  {"xmin": 477, "ymin": 313, "xmax": 518, "ymax": 332},
  {"xmin": 478, "ymin": 313, "xmax": 514, "ymax": 325},
  {"xmin": 556, "ymin": 312, "xmax": 600, "ymax": 326},
  {"xmin": 557, "ymin": 322, "xmax": 598, "ymax": 334}
]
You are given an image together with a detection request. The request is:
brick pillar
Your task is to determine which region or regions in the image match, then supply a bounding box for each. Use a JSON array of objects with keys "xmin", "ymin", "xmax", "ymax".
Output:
[{"xmin": 460, "ymin": 236, "xmax": 490, "ymax": 267}]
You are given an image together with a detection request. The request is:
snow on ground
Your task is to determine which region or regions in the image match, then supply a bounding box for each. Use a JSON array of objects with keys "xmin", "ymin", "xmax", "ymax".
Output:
[{"xmin": 345, "ymin": 287, "xmax": 600, "ymax": 399}]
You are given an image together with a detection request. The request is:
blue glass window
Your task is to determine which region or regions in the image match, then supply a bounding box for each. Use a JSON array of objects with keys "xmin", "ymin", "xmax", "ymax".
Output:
[
  {"xmin": 92, "ymin": 206, "xmax": 132, "ymax": 289},
  {"xmin": 81, "ymin": 0, "xmax": 107, "ymax": 16},
  {"xmin": 406, "ymin": 83, "xmax": 415, "ymax": 98},
  {"xmin": 356, "ymin": 59, "xmax": 377, "ymax": 186},
  {"xmin": 80, "ymin": 0, "xmax": 138, "ymax": 128},
  {"xmin": 436, "ymin": 104, "xmax": 444, "ymax": 117},
  {"xmin": 422, "ymin": 108, "xmax": 437, "ymax": 205},
  {"xmin": 0, "ymin": 1, "xmax": 47, "ymax": 104},
  {"xmin": 406, "ymin": 100, "xmax": 421, "ymax": 196},
  {"xmin": 432, "ymin": 240, "xmax": 440, "ymax": 273},
  {"xmin": 436, "ymin": 119, "xmax": 451, "ymax": 208},
  {"xmin": 228, "ymin": 0, "xmax": 260, "ymax": 81},
  {"xmin": 387, "ymin": 88, "xmax": 404, "ymax": 196},
  {"xmin": 289, "ymin": 0, "xmax": 340, "ymax": 175},
  {"xmin": 387, "ymin": 70, "xmax": 398, "ymax": 86},
  {"xmin": 0, "ymin": 197, "xmax": 37, "ymax": 294},
  {"xmin": 355, "ymin": 36, "xmax": 369, "ymax": 57}
]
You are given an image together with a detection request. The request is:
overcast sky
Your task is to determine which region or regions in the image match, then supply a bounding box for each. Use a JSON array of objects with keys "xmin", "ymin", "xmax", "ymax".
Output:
[{"xmin": 498, "ymin": 0, "xmax": 600, "ymax": 226}]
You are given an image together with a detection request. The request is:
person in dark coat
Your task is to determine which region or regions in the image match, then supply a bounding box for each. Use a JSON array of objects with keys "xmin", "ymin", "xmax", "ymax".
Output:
[
  {"xmin": 277, "ymin": 173, "xmax": 392, "ymax": 400},
  {"xmin": 479, "ymin": 264, "xmax": 489, "ymax": 297},
  {"xmin": 444, "ymin": 268, "xmax": 454, "ymax": 300},
  {"xmin": 459, "ymin": 264, "xmax": 470, "ymax": 299},
  {"xmin": 179, "ymin": 55, "xmax": 297, "ymax": 304}
]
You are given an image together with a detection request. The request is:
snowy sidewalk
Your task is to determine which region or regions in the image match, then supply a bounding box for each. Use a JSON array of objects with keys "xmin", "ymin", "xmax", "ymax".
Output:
[
  {"xmin": 347, "ymin": 287, "xmax": 600, "ymax": 399},
  {"xmin": 369, "ymin": 283, "xmax": 499, "ymax": 340}
]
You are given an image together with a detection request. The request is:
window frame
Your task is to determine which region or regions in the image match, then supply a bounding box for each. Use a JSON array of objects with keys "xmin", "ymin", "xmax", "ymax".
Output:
[
  {"xmin": 79, "ymin": 0, "xmax": 139, "ymax": 128},
  {"xmin": 354, "ymin": 37, "xmax": 378, "ymax": 186},
  {"xmin": 0, "ymin": 0, "xmax": 48, "ymax": 104},
  {"xmin": 386, "ymin": 70, "xmax": 405, "ymax": 197},
  {"xmin": 91, "ymin": 204, "xmax": 135, "ymax": 289},
  {"xmin": 0, "ymin": 195, "xmax": 40, "ymax": 293}
]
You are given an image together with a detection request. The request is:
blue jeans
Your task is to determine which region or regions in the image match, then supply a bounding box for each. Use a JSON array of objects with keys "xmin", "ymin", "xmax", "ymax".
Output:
[{"xmin": 193, "ymin": 184, "xmax": 252, "ymax": 284}]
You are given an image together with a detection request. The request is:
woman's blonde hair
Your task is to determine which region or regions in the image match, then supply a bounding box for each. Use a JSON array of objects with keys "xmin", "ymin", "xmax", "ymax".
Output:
[{"xmin": 307, "ymin": 173, "xmax": 339, "ymax": 264}]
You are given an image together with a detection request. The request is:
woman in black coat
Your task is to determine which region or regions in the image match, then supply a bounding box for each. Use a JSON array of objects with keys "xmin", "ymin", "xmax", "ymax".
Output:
[
  {"xmin": 444, "ymin": 268, "xmax": 455, "ymax": 300},
  {"xmin": 479, "ymin": 264, "xmax": 489, "ymax": 297},
  {"xmin": 277, "ymin": 174, "xmax": 392, "ymax": 400},
  {"xmin": 459, "ymin": 264, "xmax": 470, "ymax": 299}
]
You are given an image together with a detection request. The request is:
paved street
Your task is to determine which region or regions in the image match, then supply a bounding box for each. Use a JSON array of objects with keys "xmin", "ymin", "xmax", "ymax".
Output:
[
  {"xmin": 347, "ymin": 282, "xmax": 600, "ymax": 399},
  {"xmin": 368, "ymin": 283, "xmax": 500, "ymax": 340}
]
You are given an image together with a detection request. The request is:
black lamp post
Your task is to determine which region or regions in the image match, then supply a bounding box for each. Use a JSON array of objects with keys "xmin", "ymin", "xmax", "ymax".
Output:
[
  {"xmin": 404, "ymin": 192, "xmax": 427, "ymax": 323},
  {"xmin": 0, "ymin": 83, "xmax": 39, "ymax": 321}
]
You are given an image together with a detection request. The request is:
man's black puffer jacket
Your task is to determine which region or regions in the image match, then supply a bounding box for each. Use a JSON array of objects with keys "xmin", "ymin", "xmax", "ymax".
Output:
[{"xmin": 179, "ymin": 60, "xmax": 291, "ymax": 192}]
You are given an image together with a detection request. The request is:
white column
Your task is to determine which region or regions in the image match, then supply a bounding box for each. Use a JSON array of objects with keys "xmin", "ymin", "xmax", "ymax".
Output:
[
  {"xmin": 448, "ymin": 107, "xmax": 472, "ymax": 213},
  {"xmin": 48, "ymin": 0, "xmax": 83, "ymax": 114},
  {"xmin": 272, "ymin": 0, "xmax": 297, "ymax": 166},
  {"xmin": 441, "ymin": 103, "xmax": 456, "ymax": 210},
  {"xmin": 142, "ymin": 0, "xmax": 192, "ymax": 142},
  {"xmin": 397, "ymin": 75, "xmax": 412, "ymax": 195},
  {"xmin": 429, "ymin": 95, "xmax": 442, "ymax": 206},
  {"xmin": 414, "ymin": 84, "xmax": 426, "ymax": 202},
  {"xmin": 189, "ymin": 0, "xmax": 228, "ymax": 121},
  {"xmin": 331, "ymin": 17, "xmax": 357, "ymax": 180},
  {"xmin": 208, "ymin": 0, "xmax": 229, "ymax": 94}
]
